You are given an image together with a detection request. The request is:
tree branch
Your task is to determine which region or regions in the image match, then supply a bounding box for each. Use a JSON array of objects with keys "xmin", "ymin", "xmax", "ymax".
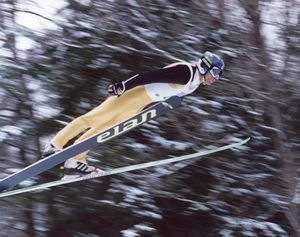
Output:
[{"xmin": 15, "ymin": 9, "xmax": 56, "ymax": 23}]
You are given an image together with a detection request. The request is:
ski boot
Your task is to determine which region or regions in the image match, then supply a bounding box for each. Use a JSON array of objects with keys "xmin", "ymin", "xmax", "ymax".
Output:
[
  {"xmin": 61, "ymin": 158, "xmax": 102, "ymax": 180},
  {"xmin": 42, "ymin": 143, "xmax": 61, "ymax": 158}
]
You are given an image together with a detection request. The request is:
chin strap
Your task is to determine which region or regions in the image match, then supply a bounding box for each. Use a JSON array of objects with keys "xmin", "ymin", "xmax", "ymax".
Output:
[
  {"xmin": 195, "ymin": 62, "xmax": 206, "ymax": 86},
  {"xmin": 201, "ymin": 75, "xmax": 206, "ymax": 85}
]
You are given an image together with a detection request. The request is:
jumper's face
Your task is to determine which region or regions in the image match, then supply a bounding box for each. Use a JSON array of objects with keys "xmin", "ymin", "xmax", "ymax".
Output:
[{"xmin": 204, "ymin": 71, "xmax": 219, "ymax": 85}]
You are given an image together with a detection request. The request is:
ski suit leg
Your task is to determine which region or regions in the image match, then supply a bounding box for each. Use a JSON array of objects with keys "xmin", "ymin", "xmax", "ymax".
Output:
[
  {"xmin": 52, "ymin": 86, "xmax": 153, "ymax": 162},
  {"xmin": 72, "ymin": 108, "xmax": 143, "ymax": 162},
  {"xmin": 51, "ymin": 96, "xmax": 118, "ymax": 149}
]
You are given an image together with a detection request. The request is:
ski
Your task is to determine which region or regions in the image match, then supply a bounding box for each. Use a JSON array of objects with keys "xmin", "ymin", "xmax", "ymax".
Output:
[
  {"xmin": 0, "ymin": 138, "xmax": 250, "ymax": 198},
  {"xmin": 0, "ymin": 96, "xmax": 182, "ymax": 192}
]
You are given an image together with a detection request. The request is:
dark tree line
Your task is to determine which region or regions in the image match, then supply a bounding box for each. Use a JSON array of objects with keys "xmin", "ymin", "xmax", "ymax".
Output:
[{"xmin": 0, "ymin": 0, "xmax": 299, "ymax": 236}]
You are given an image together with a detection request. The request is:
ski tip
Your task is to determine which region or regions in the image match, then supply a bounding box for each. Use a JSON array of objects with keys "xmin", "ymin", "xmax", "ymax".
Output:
[
  {"xmin": 245, "ymin": 137, "xmax": 251, "ymax": 142},
  {"xmin": 240, "ymin": 137, "xmax": 251, "ymax": 145}
]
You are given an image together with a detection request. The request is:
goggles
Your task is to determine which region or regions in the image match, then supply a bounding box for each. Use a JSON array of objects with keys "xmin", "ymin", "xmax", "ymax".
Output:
[
  {"xmin": 209, "ymin": 66, "xmax": 223, "ymax": 79},
  {"xmin": 200, "ymin": 60, "xmax": 223, "ymax": 79}
]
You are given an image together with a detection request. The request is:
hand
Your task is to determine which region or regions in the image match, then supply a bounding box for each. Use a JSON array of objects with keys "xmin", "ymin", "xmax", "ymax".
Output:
[{"xmin": 108, "ymin": 82, "xmax": 126, "ymax": 96}]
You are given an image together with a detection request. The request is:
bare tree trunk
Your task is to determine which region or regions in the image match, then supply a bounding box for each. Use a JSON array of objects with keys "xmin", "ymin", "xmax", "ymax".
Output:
[
  {"xmin": 4, "ymin": 2, "xmax": 40, "ymax": 236},
  {"xmin": 239, "ymin": 0, "xmax": 300, "ymax": 236},
  {"xmin": 24, "ymin": 197, "xmax": 35, "ymax": 237}
]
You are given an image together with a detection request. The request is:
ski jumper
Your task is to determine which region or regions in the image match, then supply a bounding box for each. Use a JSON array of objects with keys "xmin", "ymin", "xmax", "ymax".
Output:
[{"xmin": 51, "ymin": 62, "xmax": 202, "ymax": 163}]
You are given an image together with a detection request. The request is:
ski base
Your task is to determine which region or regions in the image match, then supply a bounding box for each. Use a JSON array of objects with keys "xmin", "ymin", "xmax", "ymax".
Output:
[
  {"xmin": 0, "ymin": 137, "xmax": 250, "ymax": 198},
  {"xmin": 0, "ymin": 96, "xmax": 182, "ymax": 192}
]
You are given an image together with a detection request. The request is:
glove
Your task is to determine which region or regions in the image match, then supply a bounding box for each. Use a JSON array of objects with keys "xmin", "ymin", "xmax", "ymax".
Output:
[{"xmin": 108, "ymin": 81, "xmax": 126, "ymax": 96}]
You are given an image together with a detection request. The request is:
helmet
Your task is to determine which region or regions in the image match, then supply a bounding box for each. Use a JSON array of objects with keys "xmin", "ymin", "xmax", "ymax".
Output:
[{"xmin": 197, "ymin": 51, "xmax": 225, "ymax": 79}]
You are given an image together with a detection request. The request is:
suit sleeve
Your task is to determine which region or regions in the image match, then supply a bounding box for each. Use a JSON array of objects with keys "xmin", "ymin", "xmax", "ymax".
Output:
[{"xmin": 123, "ymin": 64, "xmax": 191, "ymax": 91}]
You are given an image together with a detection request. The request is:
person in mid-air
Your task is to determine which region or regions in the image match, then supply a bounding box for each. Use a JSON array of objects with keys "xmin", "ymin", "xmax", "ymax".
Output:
[{"xmin": 42, "ymin": 51, "xmax": 225, "ymax": 179}]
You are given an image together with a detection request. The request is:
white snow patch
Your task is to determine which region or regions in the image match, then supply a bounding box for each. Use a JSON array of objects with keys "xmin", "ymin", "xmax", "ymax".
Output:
[
  {"xmin": 243, "ymin": 173, "xmax": 272, "ymax": 181},
  {"xmin": 121, "ymin": 229, "xmax": 139, "ymax": 237},
  {"xmin": 127, "ymin": 0, "xmax": 139, "ymax": 7},
  {"xmin": 188, "ymin": 202, "xmax": 210, "ymax": 211},
  {"xmin": 259, "ymin": 124, "xmax": 282, "ymax": 133},
  {"xmin": 189, "ymin": 105, "xmax": 209, "ymax": 115},
  {"xmin": 97, "ymin": 200, "xmax": 116, "ymax": 205},
  {"xmin": 16, "ymin": 0, "xmax": 67, "ymax": 31},
  {"xmin": 16, "ymin": 36, "xmax": 36, "ymax": 51},
  {"xmin": 152, "ymin": 136, "xmax": 192, "ymax": 150},
  {"xmin": 220, "ymin": 217, "xmax": 287, "ymax": 235},
  {"xmin": 201, "ymin": 120, "xmax": 225, "ymax": 133},
  {"xmin": 292, "ymin": 179, "xmax": 300, "ymax": 204},
  {"xmin": 135, "ymin": 224, "xmax": 155, "ymax": 232},
  {"xmin": 228, "ymin": 188, "xmax": 252, "ymax": 196},
  {"xmin": 0, "ymin": 126, "xmax": 23, "ymax": 141},
  {"xmin": 133, "ymin": 210, "xmax": 162, "ymax": 219},
  {"xmin": 126, "ymin": 142, "xmax": 148, "ymax": 151}
]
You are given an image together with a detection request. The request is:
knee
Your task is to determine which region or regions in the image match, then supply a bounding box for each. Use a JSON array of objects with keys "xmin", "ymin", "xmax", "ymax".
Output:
[{"xmin": 76, "ymin": 115, "xmax": 91, "ymax": 127}]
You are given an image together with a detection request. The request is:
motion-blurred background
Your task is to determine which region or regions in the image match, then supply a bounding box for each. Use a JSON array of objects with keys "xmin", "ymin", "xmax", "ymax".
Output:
[{"xmin": 0, "ymin": 0, "xmax": 299, "ymax": 236}]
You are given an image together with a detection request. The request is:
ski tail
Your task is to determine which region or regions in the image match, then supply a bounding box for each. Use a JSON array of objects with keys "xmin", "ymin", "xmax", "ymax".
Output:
[
  {"xmin": 0, "ymin": 137, "xmax": 250, "ymax": 198},
  {"xmin": 0, "ymin": 96, "xmax": 182, "ymax": 192}
]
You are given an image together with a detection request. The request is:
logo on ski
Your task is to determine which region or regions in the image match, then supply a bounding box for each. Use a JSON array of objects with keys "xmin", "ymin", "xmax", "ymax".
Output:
[
  {"xmin": 0, "ymin": 97, "xmax": 182, "ymax": 192},
  {"xmin": 0, "ymin": 137, "xmax": 250, "ymax": 198},
  {"xmin": 97, "ymin": 109, "xmax": 158, "ymax": 143}
]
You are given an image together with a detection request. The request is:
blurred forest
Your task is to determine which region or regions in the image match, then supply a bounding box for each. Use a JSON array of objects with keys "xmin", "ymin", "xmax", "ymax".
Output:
[{"xmin": 0, "ymin": 0, "xmax": 299, "ymax": 236}]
